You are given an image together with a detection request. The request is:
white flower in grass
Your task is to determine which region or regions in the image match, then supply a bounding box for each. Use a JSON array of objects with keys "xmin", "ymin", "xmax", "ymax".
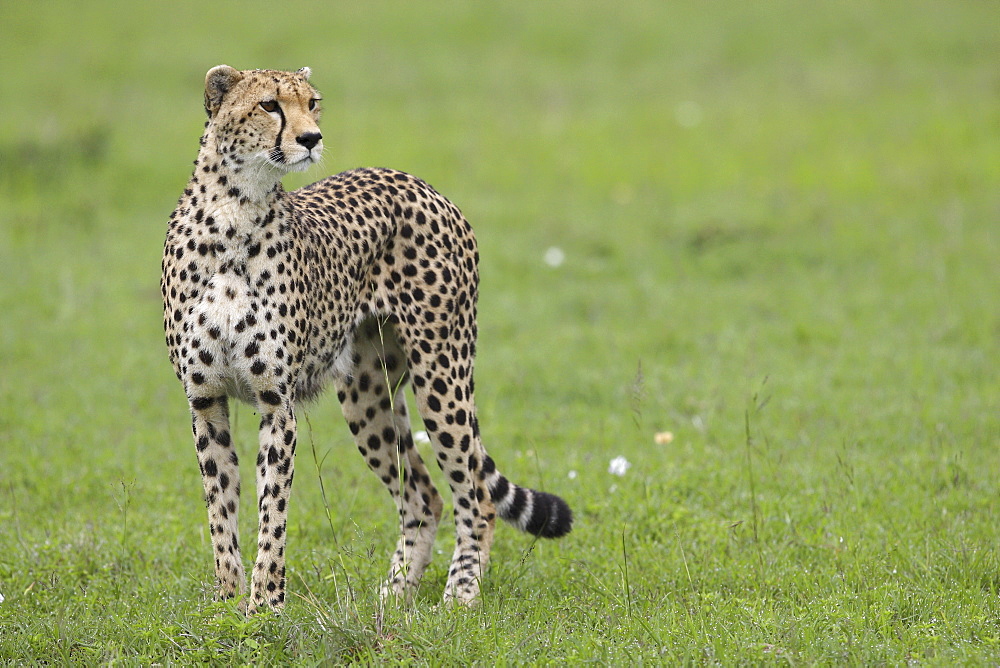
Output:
[
  {"xmin": 567, "ymin": 470, "xmax": 578, "ymax": 479},
  {"xmin": 608, "ymin": 456, "xmax": 631, "ymax": 476},
  {"xmin": 543, "ymin": 247, "xmax": 565, "ymax": 267},
  {"xmin": 413, "ymin": 430, "xmax": 430, "ymax": 444}
]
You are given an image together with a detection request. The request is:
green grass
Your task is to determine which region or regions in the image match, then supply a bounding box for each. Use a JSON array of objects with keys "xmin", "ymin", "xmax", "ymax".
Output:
[{"xmin": 1, "ymin": 0, "xmax": 998, "ymax": 663}]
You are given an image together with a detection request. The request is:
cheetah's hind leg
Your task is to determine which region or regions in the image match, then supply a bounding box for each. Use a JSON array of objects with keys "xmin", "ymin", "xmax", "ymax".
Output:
[{"xmin": 334, "ymin": 318, "xmax": 444, "ymax": 602}]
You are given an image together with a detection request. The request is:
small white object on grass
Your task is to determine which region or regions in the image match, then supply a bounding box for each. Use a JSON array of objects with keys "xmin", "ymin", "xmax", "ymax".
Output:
[
  {"xmin": 608, "ymin": 456, "xmax": 631, "ymax": 476},
  {"xmin": 543, "ymin": 247, "xmax": 565, "ymax": 267},
  {"xmin": 675, "ymin": 100, "xmax": 703, "ymax": 128},
  {"xmin": 413, "ymin": 430, "xmax": 430, "ymax": 444},
  {"xmin": 654, "ymin": 431, "xmax": 674, "ymax": 445},
  {"xmin": 0, "ymin": 591, "xmax": 4, "ymax": 604},
  {"xmin": 567, "ymin": 470, "xmax": 578, "ymax": 479}
]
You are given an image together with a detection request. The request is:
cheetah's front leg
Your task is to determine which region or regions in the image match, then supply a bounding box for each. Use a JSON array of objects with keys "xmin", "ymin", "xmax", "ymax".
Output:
[
  {"xmin": 248, "ymin": 395, "xmax": 297, "ymax": 613},
  {"xmin": 189, "ymin": 395, "xmax": 246, "ymax": 602}
]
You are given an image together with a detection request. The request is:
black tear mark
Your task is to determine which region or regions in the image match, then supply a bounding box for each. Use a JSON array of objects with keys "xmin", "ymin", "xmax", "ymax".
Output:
[{"xmin": 273, "ymin": 93, "xmax": 287, "ymax": 162}]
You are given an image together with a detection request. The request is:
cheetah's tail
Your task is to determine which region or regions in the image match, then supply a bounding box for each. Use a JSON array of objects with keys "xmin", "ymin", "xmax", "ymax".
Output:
[{"xmin": 482, "ymin": 455, "xmax": 573, "ymax": 538}]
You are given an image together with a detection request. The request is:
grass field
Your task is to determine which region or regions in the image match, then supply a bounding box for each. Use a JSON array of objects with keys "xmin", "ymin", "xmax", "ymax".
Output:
[{"xmin": 1, "ymin": 1, "xmax": 998, "ymax": 663}]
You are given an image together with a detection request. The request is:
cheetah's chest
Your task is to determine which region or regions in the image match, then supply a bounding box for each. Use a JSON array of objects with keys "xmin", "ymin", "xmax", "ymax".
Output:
[
  {"xmin": 197, "ymin": 269, "xmax": 254, "ymax": 327},
  {"xmin": 191, "ymin": 268, "xmax": 269, "ymax": 402}
]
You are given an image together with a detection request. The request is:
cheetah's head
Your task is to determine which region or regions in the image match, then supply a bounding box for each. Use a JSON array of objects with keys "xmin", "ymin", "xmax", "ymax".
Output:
[{"xmin": 204, "ymin": 65, "xmax": 324, "ymax": 176}]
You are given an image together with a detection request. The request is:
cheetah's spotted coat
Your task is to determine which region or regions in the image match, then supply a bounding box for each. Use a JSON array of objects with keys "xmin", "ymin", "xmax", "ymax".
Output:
[{"xmin": 161, "ymin": 65, "xmax": 572, "ymax": 612}]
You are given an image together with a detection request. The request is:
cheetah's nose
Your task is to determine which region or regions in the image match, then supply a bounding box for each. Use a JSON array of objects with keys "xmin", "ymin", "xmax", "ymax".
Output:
[{"xmin": 296, "ymin": 132, "xmax": 322, "ymax": 151}]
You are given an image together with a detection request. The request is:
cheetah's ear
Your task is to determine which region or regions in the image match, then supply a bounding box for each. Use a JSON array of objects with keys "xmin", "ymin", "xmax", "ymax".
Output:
[
  {"xmin": 296, "ymin": 66, "xmax": 312, "ymax": 81},
  {"xmin": 204, "ymin": 65, "xmax": 243, "ymax": 118}
]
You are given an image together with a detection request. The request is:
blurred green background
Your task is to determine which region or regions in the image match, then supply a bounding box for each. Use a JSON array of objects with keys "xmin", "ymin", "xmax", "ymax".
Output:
[{"xmin": 1, "ymin": 1, "xmax": 998, "ymax": 662}]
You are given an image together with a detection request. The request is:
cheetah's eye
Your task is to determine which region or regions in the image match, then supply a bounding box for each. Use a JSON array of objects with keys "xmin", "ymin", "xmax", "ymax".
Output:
[
  {"xmin": 308, "ymin": 98, "xmax": 320, "ymax": 111},
  {"xmin": 259, "ymin": 100, "xmax": 279, "ymax": 113}
]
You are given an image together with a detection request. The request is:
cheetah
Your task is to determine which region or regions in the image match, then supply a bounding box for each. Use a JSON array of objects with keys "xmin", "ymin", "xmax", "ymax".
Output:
[{"xmin": 161, "ymin": 65, "xmax": 573, "ymax": 613}]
